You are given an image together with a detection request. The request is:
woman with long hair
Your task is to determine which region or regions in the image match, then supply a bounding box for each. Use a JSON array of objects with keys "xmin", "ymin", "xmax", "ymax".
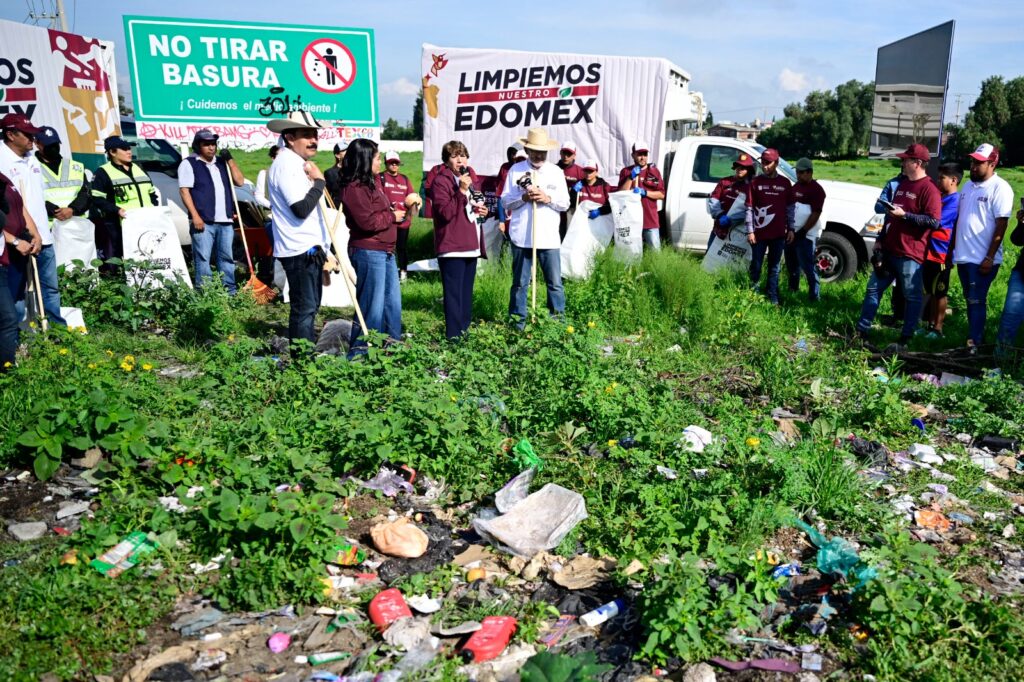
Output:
[{"xmin": 339, "ymin": 138, "xmax": 406, "ymax": 355}]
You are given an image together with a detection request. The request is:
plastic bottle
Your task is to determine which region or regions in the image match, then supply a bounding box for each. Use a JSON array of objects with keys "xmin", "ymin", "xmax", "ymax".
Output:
[
  {"xmin": 580, "ymin": 599, "xmax": 624, "ymax": 627},
  {"xmin": 368, "ymin": 588, "xmax": 413, "ymax": 632},
  {"xmin": 460, "ymin": 616, "xmax": 517, "ymax": 663}
]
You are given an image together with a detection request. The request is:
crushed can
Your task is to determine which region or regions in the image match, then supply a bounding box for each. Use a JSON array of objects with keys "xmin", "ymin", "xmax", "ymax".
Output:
[
  {"xmin": 460, "ymin": 616, "xmax": 517, "ymax": 662},
  {"xmin": 368, "ymin": 588, "xmax": 412, "ymax": 632}
]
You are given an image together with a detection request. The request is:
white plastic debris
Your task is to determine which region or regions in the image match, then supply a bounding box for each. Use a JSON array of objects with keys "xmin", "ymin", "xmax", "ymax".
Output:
[{"xmin": 680, "ymin": 426, "xmax": 713, "ymax": 453}]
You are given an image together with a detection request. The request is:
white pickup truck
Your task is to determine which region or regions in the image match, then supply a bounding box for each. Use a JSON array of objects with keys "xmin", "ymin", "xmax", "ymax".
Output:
[{"xmin": 662, "ymin": 136, "xmax": 883, "ymax": 281}]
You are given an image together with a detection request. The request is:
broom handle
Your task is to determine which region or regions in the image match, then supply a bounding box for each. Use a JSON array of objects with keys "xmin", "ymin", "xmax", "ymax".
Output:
[
  {"xmin": 530, "ymin": 172, "xmax": 537, "ymax": 322},
  {"xmin": 31, "ymin": 255, "xmax": 48, "ymax": 333},
  {"xmin": 320, "ymin": 194, "xmax": 368, "ymax": 335},
  {"xmin": 229, "ymin": 182, "xmax": 255, "ymax": 273}
]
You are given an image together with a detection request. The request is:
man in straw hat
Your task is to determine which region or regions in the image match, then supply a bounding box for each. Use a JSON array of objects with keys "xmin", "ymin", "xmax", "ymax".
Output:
[
  {"xmin": 266, "ymin": 110, "xmax": 333, "ymax": 347},
  {"xmin": 500, "ymin": 127, "xmax": 570, "ymax": 328}
]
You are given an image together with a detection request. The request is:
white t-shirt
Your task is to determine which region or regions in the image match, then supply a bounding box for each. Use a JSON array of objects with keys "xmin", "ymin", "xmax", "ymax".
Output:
[
  {"xmin": 268, "ymin": 146, "xmax": 329, "ymax": 258},
  {"xmin": 501, "ymin": 160, "xmax": 569, "ymax": 250},
  {"xmin": 255, "ymin": 169, "xmax": 270, "ymax": 208},
  {"xmin": 0, "ymin": 142, "xmax": 52, "ymax": 245},
  {"xmin": 177, "ymin": 155, "xmax": 231, "ymax": 223},
  {"xmin": 953, "ymin": 173, "xmax": 1014, "ymax": 265}
]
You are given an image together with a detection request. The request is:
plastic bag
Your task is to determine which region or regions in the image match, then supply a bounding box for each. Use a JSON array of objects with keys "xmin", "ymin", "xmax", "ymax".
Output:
[
  {"xmin": 560, "ymin": 200, "xmax": 614, "ymax": 279},
  {"xmin": 473, "ymin": 484, "xmax": 588, "ymax": 558},
  {"xmin": 495, "ymin": 468, "xmax": 536, "ymax": 513},
  {"xmin": 361, "ymin": 467, "xmax": 414, "ymax": 497},
  {"xmin": 512, "ymin": 438, "xmax": 543, "ymax": 471},
  {"xmin": 703, "ymin": 226, "xmax": 752, "ymax": 274},
  {"xmin": 371, "ymin": 518, "xmax": 429, "ymax": 558},
  {"xmin": 607, "ymin": 192, "xmax": 643, "ymax": 262},
  {"xmin": 794, "ymin": 520, "xmax": 877, "ymax": 588}
]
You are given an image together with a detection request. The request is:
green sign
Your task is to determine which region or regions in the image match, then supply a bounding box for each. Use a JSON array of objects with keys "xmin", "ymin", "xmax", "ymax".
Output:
[{"xmin": 123, "ymin": 16, "xmax": 378, "ymax": 126}]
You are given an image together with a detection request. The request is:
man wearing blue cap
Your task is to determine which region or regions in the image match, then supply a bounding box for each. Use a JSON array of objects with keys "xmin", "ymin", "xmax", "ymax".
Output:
[
  {"xmin": 90, "ymin": 134, "xmax": 158, "ymax": 265},
  {"xmin": 178, "ymin": 129, "xmax": 244, "ymax": 292},
  {"xmin": 34, "ymin": 126, "xmax": 90, "ymax": 229}
]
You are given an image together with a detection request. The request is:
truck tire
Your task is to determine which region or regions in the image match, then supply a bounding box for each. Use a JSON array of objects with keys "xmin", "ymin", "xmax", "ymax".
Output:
[{"xmin": 815, "ymin": 231, "xmax": 858, "ymax": 282}]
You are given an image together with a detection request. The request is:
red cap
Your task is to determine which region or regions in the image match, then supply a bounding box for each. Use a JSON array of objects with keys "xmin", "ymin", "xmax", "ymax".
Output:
[
  {"xmin": 734, "ymin": 152, "xmax": 755, "ymax": 168},
  {"xmin": 896, "ymin": 143, "xmax": 930, "ymax": 162},
  {"xmin": 968, "ymin": 143, "xmax": 999, "ymax": 164},
  {"xmin": 760, "ymin": 148, "xmax": 780, "ymax": 164},
  {"xmin": 0, "ymin": 113, "xmax": 42, "ymax": 136}
]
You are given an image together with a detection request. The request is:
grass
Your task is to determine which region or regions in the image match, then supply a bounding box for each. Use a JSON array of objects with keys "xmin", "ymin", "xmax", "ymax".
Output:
[{"xmin": 3, "ymin": 156, "xmax": 1024, "ymax": 680}]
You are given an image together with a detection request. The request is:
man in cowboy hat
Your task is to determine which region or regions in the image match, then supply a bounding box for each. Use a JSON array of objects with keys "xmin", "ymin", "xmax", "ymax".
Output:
[
  {"xmin": 178, "ymin": 128, "xmax": 244, "ymax": 292},
  {"xmin": 266, "ymin": 111, "xmax": 333, "ymax": 347},
  {"xmin": 500, "ymin": 127, "xmax": 570, "ymax": 328}
]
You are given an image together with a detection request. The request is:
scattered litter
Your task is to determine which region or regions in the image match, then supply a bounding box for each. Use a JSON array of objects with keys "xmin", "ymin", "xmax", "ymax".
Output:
[
  {"xmin": 91, "ymin": 531, "xmax": 158, "ymax": 578},
  {"xmin": 432, "ymin": 620, "xmax": 482, "ymax": 636},
  {"xmin": 908, "ymin": 443, "xmax": 936, "ymax": 459},
  {"xmin": 371, "ymin": 518, "xmax": 429, "ymax": 558},
  {"xmin": 551, "ymin": 555, "xmax": 617, "ymax": 590},
  {"xmin": 538, "ymin": 614, "xmax": 576, "ymax": 647},
  {"xmin": 710, "ymin": 657, "xmax": 801, "ymax": 674},
  {"xmin": 459, "ymin": 616, "xmax": 517, "ymax": 662},
  {"xmin": 911, "ymin": 418, "xmax": 926, "ymax": 433},
  {"xmin": 201, "ymin": 632, "xmax": 222, "ymax": 642},
  {"xmin": 1004, "ymin": 523, "xmax": 1017, "ymax": 539},
  {"xmin": 794, "ymin": 521, "xmax": 876, "ymax": 587},
  {"xmin": 772, "ymin": 563, "xmax": 801, "ymax": 579},
  {"xmin": 407, "ymin": 594, "xmax": 443, "ymax": 614},
  {"xmin": 580, "ymin": 598, "xmax": 624, "ymax": 627},
  {"xmin": 802, "ymin": 652, "xmax": 823, "ymax": 671},
  {"xmin": 308, "ymin": 651, "xmax": 351, "ymax": 665},
  {"xmin": 191, "ymin": 649, "xmax": 227, "ymax": 671},
  {"xmin": 948, "ymin": 512, "xmax": 974, "ymax": 525},
  {"xmin": 55, "ymin": 500, "xmax": 90, "ymax": 519},
  {"xmin": 360, "ymin": 467, "xmax": 414, "ymax": 497},
  {"xmin": 171, "ymin": 608, "xmax": 225, "ymax": 637},
  {"xmin": 666, "ymin": 344, "xmax": 682, "ymax": 353},
  {"xmin": 369, "ymin": 588, "xmax": 413, "ymax": 632},
  {"xmin": 970, "ymin": 449, "xmax": 1000, "ymax": 472},
  {"xmin": 512, "ymin": 438, "xmax": 544, "ymax": 471},
  {"xmin": 495, "ymin": 468, "xmax": 535, "ymax": 513},
  {"xmin": 7, "ymin": 521, "xmax": 47, "ymax": 542},
  {"xmin": 914, "ymin": 510, "xmax": 952, "ymax": 533},
  {"xmin": 848, "ymin": 437, "xmax": 887, "ymax": 467},
  {"xmin": 473, "ymin": 484, "xmax": 588, "ymax": 558},
  {"xmin": 656, "ymin": 465, "xmax": 678, "ymax": 480},
  {"xmin": 680, "ymin": 426, "xmax": 713, "ymax": 453},
  {"xmin": 267, "ymin": 631, "xmax": 291, "ymax": 653},
  {"xmin": 190, "ymin": 553, "xmax": 226, "ymax": 575},
  {"xmin": 976, "ymin": 435, "xmax": 1020, "ymax": 452},
  {"xmin": 383, "ymin": 615, "xmax": 433, "ymax": 651},
  {"xmin": 158, "ymin": 496, "xmax": 188, "ymax": 513},
  {"xmin": 70, "ymin": 447, "xmax": 103, "ymax": 469},
  {"xmin": 332, "ymin": 542, "xmax": 366, "ymax": 566},
  {"xmin": 939, "ymin": 372, "xmax": 969, "ymax": 386}
]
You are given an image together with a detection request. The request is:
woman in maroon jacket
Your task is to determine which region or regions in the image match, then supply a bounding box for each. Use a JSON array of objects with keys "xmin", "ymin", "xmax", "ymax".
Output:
[
  {"xmin": 430, "ymin": 140, "xmax": 488, "ymax": 340},
  {"xmin": 339, "ymin": 139, "xmax": 407, "ymax": 356}
]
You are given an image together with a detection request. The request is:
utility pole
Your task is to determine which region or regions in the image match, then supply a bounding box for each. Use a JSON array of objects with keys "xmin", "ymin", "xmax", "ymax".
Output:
[
  {"xmin": 27, "ymin": 0, "xmax": 67, "ymax": 31},
  {"xmin": 954, "ymin": 94, "xmax": 962, "ymax": 126},
  {"xmin": 55, "ymin": 0, "xmax": 68, "ymax": 32}
]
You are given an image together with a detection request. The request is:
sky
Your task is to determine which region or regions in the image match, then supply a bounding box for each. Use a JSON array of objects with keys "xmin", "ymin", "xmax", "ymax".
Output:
[{"xmin": 3, "ymin": 0, "xmax": 1023, "ymax": 127}]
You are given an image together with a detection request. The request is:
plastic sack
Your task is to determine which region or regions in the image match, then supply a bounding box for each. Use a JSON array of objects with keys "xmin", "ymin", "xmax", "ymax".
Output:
[
  {"xmin": 495, "ymin": 468, "xmax": 536, "ymax": 513},
  {"xmin": 794, "ymin": 520, "xmax": 877, "ymax": 588},
  {"xmin": 793, "ymin": 201, "xmax": 825, "ymax": 240},
  {"xmin": 512, "ymin": 438, "xmax": 543, "ymax": 471},
  {"xmin": 52, "ymin": 217, "xmax": 97, "ymax": 270},
  {"xmin": 560, "ymin": 199, "xmax": 614, "ymax": 279},
  {"xmin": 473, "ymin": 483, "xmax": 588, "ymax": 558},
  {"xmin": 680, "ymin": 425, "xmax": 714, "ymax": 453},
  {"xmin": 371, "ymin": 518, "xmax": 429, "ymax": 558},
  {"xmin": 608, "ymin": 192, "xmax": 643, "ymax": 262},
  {"xmin": 703, "ymin": 226, "xmax": 752, "ymax": 274},
  {"xmin": 361, "ymin": 467, "xmax": 414, "ymax": 497}
]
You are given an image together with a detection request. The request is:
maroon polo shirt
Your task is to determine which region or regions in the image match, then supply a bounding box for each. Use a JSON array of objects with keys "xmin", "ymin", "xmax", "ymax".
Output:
[
  {"xmin": 377, "ymin": 171, "xmax": 414, "ymax": 229},
  {"xmin": 578, "ymin": 178, "xmax": 611, "ymax": 207},
  {"xmin": 747, "ymin": 173, "xmax": 793, "ymax": 240},
  {"xmin": 711, "ymin": 176, "xmax": 748, "ymax": 216},
  {"xmin": 792, "ymin": 179, "xmax": 826, "ymax": 233},
  {"xmin": 617, "ymin": 164, "xmax": 664, "ymax": 230},
  {"xmin": 881, "ymin": 176, "xmax": 942, "ymax": 264}
]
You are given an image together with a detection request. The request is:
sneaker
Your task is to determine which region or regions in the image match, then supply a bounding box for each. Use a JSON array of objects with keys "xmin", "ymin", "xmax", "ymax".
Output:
[
  {"xmin": 925, "ymin": 330, "xmax": 944, "ymax": 340},
  {"xmin": 400, "ymin": 271, "xmax": 408, "ymax": 283},
  {"xmin": 914, "ymin": 325, "xmax": 932, "ymax": 337}
]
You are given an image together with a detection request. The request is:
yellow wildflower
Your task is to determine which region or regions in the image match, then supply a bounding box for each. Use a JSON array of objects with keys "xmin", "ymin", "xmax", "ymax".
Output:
[
  {"xmin": 58, "ymin": 348, "xmax": 69, "ymax": 355},
  {"xmin": 123, "ymin": 354, "xmax": 136, "ymax": 364},
  {"xmin": 228, "ymin": 334, "xmax": 236, "ymax": 342},
  {"xmin": 587, "ymin": 321, "xmax": 596, "ymax": 329},
  {"xmin": 105, "ymin": 350, "xmax": 114, "ymax": 357},
  {"xmin": 2, "ymin": 361, "xmax": 11, "ymax": 368},
  {"xmin": 566, "ymin": 325, "xmax": 575, "ymax": 334},
  {"xmin": 28, "ymin": 321, "xmax": 36, "ymax": 329},
  {"xmin": 142, "ymin": 363, "xmax": 153, "ymax": 371},
  {"xmin": 746, "ymin": 437, "xmax": 761, "ymax": 448},
  {"xmin": 607, "ymin": 439, "xmax": 618, "ymax": 447},
  {"xmin": 120, "ymin": 361, "xmax": 134, "ymax": 372},
  {"xmin": 87, "ymin": 363, "xmax": 97, "ymax": 369}
]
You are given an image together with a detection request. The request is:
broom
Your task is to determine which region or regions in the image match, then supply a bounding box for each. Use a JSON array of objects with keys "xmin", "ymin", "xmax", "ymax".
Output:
[
  {"xmin": 18, "ymin": 180, "xmax": 48, "ymax": 332},
  {"xmin": 530, "ymin": 171, "xmax": 538, "ymax": 323},
  {"xmin": 229, "ymin": 182, "xmax": 276, "ymax": 303},
  {"xmin": 321, "ymin": 193, "xmax": 368, "ymax": 335}
]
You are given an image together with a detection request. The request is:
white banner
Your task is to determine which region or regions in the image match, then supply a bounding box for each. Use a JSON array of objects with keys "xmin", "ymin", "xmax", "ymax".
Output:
[
  {"xmin": 0, "ymin": 19, "xmax": 119, "ymax": 164},
  {"xmin": 608, "ymin": 192, "xmax": 643, "ymax": 262},
  {"xmin": 560, "ymin": 200, "xmax": 613, "ymax": 278},
  {"xmin": 52, "ymin": 217, "xmax": 98, "ymax": 270},
  {"xmin": 421, "ymin": 44, "xmax": 669, "ymax": 177},
  {"xmin": 121, "ymin": 207, "xmax": 192, "ymax": 287}
]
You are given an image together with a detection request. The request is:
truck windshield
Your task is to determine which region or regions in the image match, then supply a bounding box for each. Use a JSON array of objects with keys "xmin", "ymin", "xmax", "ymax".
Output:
[
  {"xmin": 119, "ymin": 120, "xmax": 182, "ymax": 177},
  {"xmin": 752, "ymin": 144, "xmax": 797, "ymax": 183}
]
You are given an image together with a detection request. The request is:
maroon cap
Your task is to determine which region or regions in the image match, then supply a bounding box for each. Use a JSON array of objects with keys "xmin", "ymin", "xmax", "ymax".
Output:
[
  {"xmin": 734, "ymin": 152, "xmax": 755, "ymax": 168},
  {"xmin": 896, "ymin": 143, "xmax": 930, "ymax": 162},
  {"xmin": 0, "ymin": 113, "xmax": 42, "ymax": 136},
  {"xmin": 968, "ymin": 143, "xmax": 999, "ymax": 164},
  {"xmin": 760, "ymin": 148, "xmax": 780, "ymax": 164}
]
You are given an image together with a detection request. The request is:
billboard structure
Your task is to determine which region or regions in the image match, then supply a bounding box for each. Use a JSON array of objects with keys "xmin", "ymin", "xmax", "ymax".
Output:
[
  {"xmin": 123, "ymin": 16, "xmax": 379, "ymax": 148},
  {"xmin": 0, "ymin": 18, "xmax": 120, "ymax": 169},
  {"xmin": 869, "ymin": 21, "xmax": 955, "ymax": 158}
]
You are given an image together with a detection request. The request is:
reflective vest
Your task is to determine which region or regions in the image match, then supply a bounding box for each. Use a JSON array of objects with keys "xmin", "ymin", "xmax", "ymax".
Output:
[
  {"xmin": 40, "ymin": 157, "xmax": 85, "ymax": 217},
  {"xmin": 94, "ymin": 161, "xmax": 155, "ymax": 211}
]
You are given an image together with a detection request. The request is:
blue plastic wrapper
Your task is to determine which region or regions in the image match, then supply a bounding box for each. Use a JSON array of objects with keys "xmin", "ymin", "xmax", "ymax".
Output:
[{"xmin": 793, "ymin": 520, "xmax": 877, "ymax": 589}]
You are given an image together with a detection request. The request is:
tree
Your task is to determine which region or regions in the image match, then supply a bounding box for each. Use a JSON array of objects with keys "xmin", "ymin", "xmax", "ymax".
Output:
[
  {"xmin": 411, "ymin": 93, "xmax": 423, "ymax": 140},
  {"xmin": 752, "ymin": 81, "xmax": 874, "ymax": 159},
  {"xmin": 704, "ymin": 110, "xmax": 714, "ymax": 129},
  {"xmin": 381, "ymin": 117, "xmax": 408, "ymax": 141},
  {"xmin": 118, "ymin": 94, "xmax": 133, "ymax": 117},
  {"xmin": 953, "ymin": 75, "xmax": 1024, "ymax": 165}
]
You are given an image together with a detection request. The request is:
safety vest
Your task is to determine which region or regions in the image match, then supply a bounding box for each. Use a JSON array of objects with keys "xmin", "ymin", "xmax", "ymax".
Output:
[
  {"xmin": 94, "ymin": 161, "xmax": 154, "ymax": 211},
  {"xmin": 40, "ymin": 157, "xmax": 85, "ymax": 216}
]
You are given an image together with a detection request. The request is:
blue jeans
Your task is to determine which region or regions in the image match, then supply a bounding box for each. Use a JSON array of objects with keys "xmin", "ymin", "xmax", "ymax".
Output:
[
  {"xmin": 509, "ymin": 244, "xmax": 564, "ymax": 326},
  {"xmin": 348, "ymin": 248, "xmax": 402, "ymax": 355},
  {"xmin": 997, "ymin": 268, "xmax": 1024, "ymax": 350},
  {"xmin": 7, "ymin": 244, "xmax": 66, "ymax": 327},
  {"xmin": 785, "ymin": 235, "xmax": 820, "ymax": 300},
  {"xmin": 279, "ymin": 247, "xmax": 324, "ymax": 347},
  {"xmin": 190, "ymin": 223, "xmax": 237, "ymax": 293},
  {"xmin": 857, "ymin": 255, "xmax": 923, "ymax": 340},
  {"xmin": 642, "ymin": 228, "xmax": 661, "ymax": 251},
  {"xmin": 749, "ymin": 236, "xmax": 785, "ymax": 303},
  {"xmin": 0, "ymin": 265, "xmax": 17, "ymax": 368},
  {"xmin": 957, "ymin": 262, "xmax": 1000, "ymax": 347}
]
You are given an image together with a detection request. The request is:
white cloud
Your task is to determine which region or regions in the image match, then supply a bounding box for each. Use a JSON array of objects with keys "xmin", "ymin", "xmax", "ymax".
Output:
[
  {"xmin": 380, "ymin": 77, "xmax": 421, "ymax": 97},
  {"xmin": 778, "ymin": 68, "xmax": 809, "ymax": 92}
]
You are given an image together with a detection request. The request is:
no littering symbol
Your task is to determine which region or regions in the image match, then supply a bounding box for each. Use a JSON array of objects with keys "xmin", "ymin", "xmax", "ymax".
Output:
[{"xmin": 301, "ymin": 38, "xmax": 356, "ymax": 94}]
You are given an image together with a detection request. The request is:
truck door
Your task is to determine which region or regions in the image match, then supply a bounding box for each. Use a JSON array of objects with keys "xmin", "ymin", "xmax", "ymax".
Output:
[{"xmin": 679, "ymin": 143, "xmax": 746, "ymax": 250}]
